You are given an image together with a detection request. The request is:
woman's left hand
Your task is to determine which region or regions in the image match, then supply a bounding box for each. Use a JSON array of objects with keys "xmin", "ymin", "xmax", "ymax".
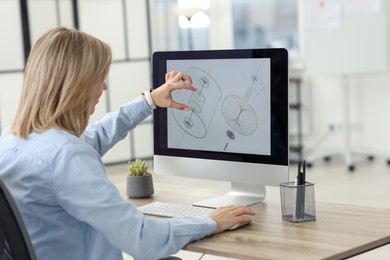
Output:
[{"xmin": 151, "ymin": 71, "xmax": 197, "ymax": 110}]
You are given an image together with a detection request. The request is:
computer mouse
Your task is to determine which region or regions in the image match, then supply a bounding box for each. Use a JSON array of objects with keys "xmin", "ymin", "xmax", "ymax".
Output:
[{"xmin": 228, "ymin": 221, "xmax": 251, "ymax": 230}]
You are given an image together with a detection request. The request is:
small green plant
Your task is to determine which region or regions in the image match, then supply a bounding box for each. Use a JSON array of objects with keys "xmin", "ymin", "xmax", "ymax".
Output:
[{"xmin": 128, "ymin": 159, "xmax": 150, "ymax": 176}]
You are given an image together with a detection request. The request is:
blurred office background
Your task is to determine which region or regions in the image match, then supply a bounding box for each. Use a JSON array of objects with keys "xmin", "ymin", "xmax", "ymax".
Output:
[{"xmin": 1, "ymin": 0, "xmax": 390, "ymax": 170}]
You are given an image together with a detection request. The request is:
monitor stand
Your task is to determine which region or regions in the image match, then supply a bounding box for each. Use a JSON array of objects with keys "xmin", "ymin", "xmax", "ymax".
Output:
[{"xmin": 192, "ymin": 182, "xmax": 266, "ymax": 208}]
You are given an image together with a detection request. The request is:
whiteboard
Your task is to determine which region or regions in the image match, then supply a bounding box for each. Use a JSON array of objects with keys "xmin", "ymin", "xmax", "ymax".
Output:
[{"xmin": 303, "ymin": 0, "xmax": 387, "ymax": 75}]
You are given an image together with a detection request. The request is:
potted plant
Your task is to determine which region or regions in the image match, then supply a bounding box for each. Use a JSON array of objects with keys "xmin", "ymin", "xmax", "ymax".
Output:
[{"xmin": 126, "ymin": 159, "xmax": 154, "ymax": 198}]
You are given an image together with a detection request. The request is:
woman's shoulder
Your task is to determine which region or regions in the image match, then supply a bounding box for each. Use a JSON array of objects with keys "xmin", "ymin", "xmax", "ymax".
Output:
[
  {"xmin": 18, "ymin": 129, "xmax": 93, "ymax": 162},
  {"xmin": 33, "ymin": 129, "xmax": 83, "ymax": 146},
  {"xmin": 0, "ymin": 128, "xmax": 96, "ymax": 172},
  {"xmin": 1, "ymin": 128, "xmax": 80, "ymax": 150}
]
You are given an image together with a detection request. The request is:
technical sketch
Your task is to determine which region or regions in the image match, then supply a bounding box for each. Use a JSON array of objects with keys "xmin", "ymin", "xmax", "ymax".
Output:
[
  {"xmin": 222, "ymin": 95, "xmax": 258, "ymax": 136},
  {"xmin": 222, "ymin": 65, "xmax": 264, "ymax": 151},
  {"xmin": 171, "ymin": 67, "xmax": 222, "ymax": 139},
  {"xmin": 242, "ymin": 68, "xmax": 265, "ymax": 100},
  {"xmin": 167, "ymin": 58, "xmax": 270, "ymax": 156}
]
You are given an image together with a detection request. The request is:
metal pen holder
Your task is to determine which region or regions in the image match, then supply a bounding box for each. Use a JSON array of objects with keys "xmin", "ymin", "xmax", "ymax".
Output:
[{"xmin": 280, "ymin": 182, "xmax": 316, "ymax": 223}]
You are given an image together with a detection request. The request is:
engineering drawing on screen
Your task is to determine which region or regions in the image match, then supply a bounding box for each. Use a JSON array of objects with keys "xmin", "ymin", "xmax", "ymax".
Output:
[
  {"xmin": 222, "ymin": 66, "xmax": 265, "ymax": 151},
  {"xmin": 168, "ymin": 58, "xmax": 271, "ymax": 156},
  {"xmin": 171, "ymin": 67, "xmax": 222, "ymax": 139}
]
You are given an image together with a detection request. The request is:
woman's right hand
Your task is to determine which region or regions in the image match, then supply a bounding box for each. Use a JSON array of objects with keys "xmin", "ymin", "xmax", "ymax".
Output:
[
  {"xmin": 209, "ymin": 205, "xmax": 256, "ymax": 234},
  {"xmin": 151, "ymin": 71, "xmax": 197, "ymax": 110}
]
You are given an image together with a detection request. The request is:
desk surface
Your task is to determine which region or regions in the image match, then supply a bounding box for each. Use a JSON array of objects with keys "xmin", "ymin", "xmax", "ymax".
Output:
[{"xmin": 117, "ymin": 175, "xmax": 390, "ymax": 260}]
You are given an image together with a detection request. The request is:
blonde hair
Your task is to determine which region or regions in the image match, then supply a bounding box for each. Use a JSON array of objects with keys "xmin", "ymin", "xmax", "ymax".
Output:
[{"xmin": 11, "ymin": 27, "xmax": 112, "ymax": 138}]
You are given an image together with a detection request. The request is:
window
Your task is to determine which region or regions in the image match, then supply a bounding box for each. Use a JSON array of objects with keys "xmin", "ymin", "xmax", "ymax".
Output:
[
  {"xmin": 232, "ymin": 0, "xmax": 299, "ymax": 58},
  {"xmin": 152, "ymin": 0, "xmax": 299, "ymax": 60}
]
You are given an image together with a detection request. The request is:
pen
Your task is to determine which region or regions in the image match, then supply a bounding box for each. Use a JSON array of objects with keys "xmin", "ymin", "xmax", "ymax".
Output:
[
  {"xmin": 295, "ymin": 160, "xmax": 306, "ymax": 219},
  {"xmin": 297, "ymin": 160, "xmax": 304, "ymax": 185}
]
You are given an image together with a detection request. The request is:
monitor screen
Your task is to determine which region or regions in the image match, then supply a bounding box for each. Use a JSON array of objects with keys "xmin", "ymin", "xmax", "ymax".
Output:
[{"xmin": 153, "ymin": 49, "xmax": 289, "ymax": 208}]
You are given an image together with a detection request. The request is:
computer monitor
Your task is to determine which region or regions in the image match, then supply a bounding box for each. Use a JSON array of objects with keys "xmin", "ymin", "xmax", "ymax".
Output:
[{"xmin": 152, "ymin": 48, "xmax": 289, "ymax": 208}]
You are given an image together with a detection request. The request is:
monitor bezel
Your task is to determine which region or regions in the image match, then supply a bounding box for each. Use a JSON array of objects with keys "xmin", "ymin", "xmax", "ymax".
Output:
[{"xmin": 153, "ymin": 48, "xmax": 288, "ymax": 167}]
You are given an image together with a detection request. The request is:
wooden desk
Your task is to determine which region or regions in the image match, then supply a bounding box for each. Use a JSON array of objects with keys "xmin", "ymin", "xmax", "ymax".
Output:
[{"xmin": 117, "ymin": 175, "xmax": 390, "ymax": 260}]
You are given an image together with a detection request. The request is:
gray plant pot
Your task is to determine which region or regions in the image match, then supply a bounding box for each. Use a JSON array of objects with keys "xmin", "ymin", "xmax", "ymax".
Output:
[{"xmin": 126, "ymin": 174, "xmax": 154, "ymax": 198}]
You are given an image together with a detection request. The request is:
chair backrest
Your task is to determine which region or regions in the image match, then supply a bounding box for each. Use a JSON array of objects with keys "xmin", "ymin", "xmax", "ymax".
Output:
[{"xmin": 0, "ymin": 179, "xmax": 37, "ymax": 260}]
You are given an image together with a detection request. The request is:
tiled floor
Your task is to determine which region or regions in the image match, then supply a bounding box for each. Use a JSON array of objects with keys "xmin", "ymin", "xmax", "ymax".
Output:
[{"xmin": 107, "ymin": 158, "xmax": 390, "ymax": 260}]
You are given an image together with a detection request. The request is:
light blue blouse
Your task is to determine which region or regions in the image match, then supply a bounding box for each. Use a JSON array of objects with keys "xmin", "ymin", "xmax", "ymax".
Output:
[{"xmin": 0, "ymin": 96, "xmax": 216, "ymax": 260}]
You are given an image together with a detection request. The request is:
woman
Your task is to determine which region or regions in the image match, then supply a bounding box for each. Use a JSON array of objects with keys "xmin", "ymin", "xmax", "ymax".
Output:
[{"xmin": 0, "ymin": 27, "xmax": 255, "ymax": 260}]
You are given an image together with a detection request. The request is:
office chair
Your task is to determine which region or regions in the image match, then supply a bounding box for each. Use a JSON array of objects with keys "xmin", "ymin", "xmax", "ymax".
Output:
[{"xmin": 0, "ymin": 179, "xmax": 37, "ymax": 260}]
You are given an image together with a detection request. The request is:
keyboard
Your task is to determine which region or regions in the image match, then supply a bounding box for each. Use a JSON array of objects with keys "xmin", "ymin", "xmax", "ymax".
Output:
[{"xmin": 138, "ymin": 202, "xmax": 214, "ymax": 218}]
